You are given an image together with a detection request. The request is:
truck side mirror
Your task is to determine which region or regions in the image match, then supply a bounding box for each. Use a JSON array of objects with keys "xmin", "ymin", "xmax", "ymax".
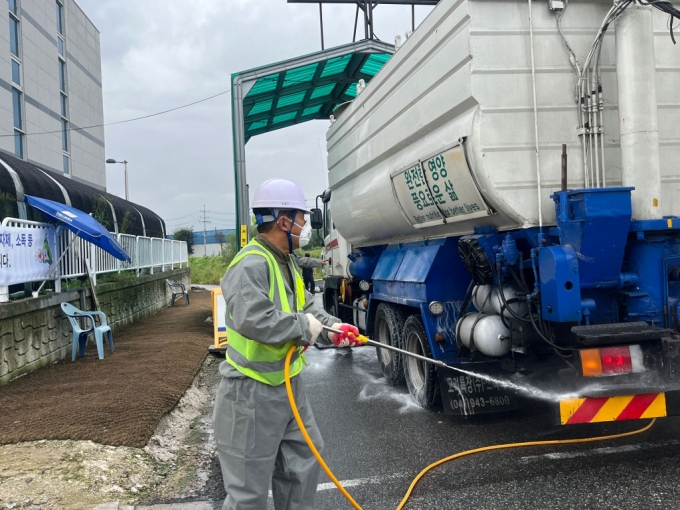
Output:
[{"xmin": 310, "ymin": 208, "xmax": 323, "ymax": 230}]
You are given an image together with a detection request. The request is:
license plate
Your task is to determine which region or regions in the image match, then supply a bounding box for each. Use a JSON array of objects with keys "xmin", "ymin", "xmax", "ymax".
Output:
[{"xmin": 438, "ymin": 370, "xmax": 518, "ymax": 416}]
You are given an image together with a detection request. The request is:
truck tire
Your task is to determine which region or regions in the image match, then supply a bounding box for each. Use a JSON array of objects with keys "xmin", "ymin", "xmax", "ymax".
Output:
[
  {"xmin": 374, "ymin": 303, "xmax": 405, "ymax": 386},
  {"xmin": 403, "ymin": 315, "xmax": 440, "ymax": 408}
]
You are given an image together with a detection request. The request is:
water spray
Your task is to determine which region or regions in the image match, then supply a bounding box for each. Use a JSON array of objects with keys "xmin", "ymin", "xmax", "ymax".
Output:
[{"xmin": 322, "ymin": 325, "xmax": 602, "ymax": 403}]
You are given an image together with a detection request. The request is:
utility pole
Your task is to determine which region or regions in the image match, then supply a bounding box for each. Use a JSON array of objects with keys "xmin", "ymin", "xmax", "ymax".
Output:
[{"xmin": 201, "ymin": 205, "xmax": 208, "ymax": 257}]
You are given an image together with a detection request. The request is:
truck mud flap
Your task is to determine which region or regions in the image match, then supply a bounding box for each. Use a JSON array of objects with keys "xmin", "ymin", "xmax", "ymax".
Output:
[{"xmin": 438, "ymin": 369, "xmax": 518, "ymax": 416}]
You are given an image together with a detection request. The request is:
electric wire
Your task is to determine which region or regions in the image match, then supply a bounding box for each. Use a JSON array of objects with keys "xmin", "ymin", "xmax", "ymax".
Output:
[
  {"xmin": 642, "ymin": 0, "xmax": 680, "ymax": 43},
  {"xmin": 12, "ymin": 63, "xmax": 366, "ymax": 139},
  {"xmin": 6, "ymin": 52, "xmax": 378, "ymax": 140},
  {"xmin": 164, "ymin": 211, "xmax": 208, "ymax": 221},
  {"xmin": 0, "ymin": 89, "xmax": 231, "ymax": 138},
  {"xmin": 556, "ymin": 0, "xmax": 635, "ymax": 188},
  {"xmin": 284, "ymin": 346, "xmax": 657, "ymax": 510}
]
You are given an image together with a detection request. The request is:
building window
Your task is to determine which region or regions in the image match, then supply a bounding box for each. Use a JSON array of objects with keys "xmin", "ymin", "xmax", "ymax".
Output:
[
  {"xmin": 59, "ymin": 59, "xmax": 66, "ymax": 91},
  {"xmin": 14, "ymin": 132, "xmax": 23, "ymax": 158},
  {"xmin": 12, "ymin": 88, "xmax": 22, "ymax": 128},
  {"xmin": 56, "ymin": 1, "xmax": 63, "ymax": 35},
  {"xmin": 56, "ymin": 0, "xmax": 69, "ymax": 174},
  {"xmin": 9, "ymin": 15, "xmax": 19, "ymax": 57},
  {"xmin": 8, "ymin": 0, "xmax": 24, "ymax": 159},
  {"xmin": 61, "ymin": 119, "xmax": 68, "ymax": 151},
  {"xmin": 12, "ymin": 88, "xmax": 23, "ymax": 158},
  {"xmin": 11, "ymin": 59, "xmax": 20, "ymax": 85}
]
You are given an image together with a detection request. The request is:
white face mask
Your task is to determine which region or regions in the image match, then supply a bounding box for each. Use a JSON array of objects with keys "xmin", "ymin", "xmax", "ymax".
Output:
[{"xmin": 293, "ymin": 220, "xmax": 312, "ymax": 248}]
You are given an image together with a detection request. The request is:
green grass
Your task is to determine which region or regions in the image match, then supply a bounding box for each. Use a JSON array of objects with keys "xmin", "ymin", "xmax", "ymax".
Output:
[
  {"xmin": 295, "ymin": 247, "xmax": 323, "ymax": 259},
  {"xmin": 189, "ymin": 256, "xmax": 230, "ymax": 285},
  {"xmin": 58, "ymin": 270, "xmax": 138, "ymax": 291},
  {"xmin": 189, "ymin": 246, "xmax": 326, "ymax": 285}
]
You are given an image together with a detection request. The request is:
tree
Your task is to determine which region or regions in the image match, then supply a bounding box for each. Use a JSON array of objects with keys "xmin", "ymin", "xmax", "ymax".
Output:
[
  {"xmin": 173, "ymin": 227, "xmax": 194, "ymax": 255},
  {"xmin": 0, "ymin": 191, "xmax": 18, "ymax": 222},
  {"xmin": 93, "ymin": 197, "xmax": 114, "ymax": 231},
  {"xmin": 120, "ymin": 210, "xmax": 136, "ymax": 235},
  {"xmin": 221, "ymin": 232, "xmax": 238, "ymax": 265},
  {"xmin": 308, "ymin": 228, "xmax": 325, "ymax": 249},
  {"xmin": 249, "ymin": 215, "xmax": 259, "ymax": 241},
  {"xmin": 215, "ymin": 228, "xmax": 225, "ymax": 251}
]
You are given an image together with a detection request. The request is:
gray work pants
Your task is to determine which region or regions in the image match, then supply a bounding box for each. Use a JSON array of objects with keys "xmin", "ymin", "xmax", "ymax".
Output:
[{"xmin": 213, "ymin": 373, "xmax": 323, "ymax": 510}]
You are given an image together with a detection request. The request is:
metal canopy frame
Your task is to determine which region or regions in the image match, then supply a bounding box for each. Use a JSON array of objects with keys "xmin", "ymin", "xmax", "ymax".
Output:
[
  {"xmin": 288, "ymin": 0, "xmax": 439, "ymax": 45},
  {"xmin": 231, "ymin": 39, "xmax": 395, "ymax": 247}
]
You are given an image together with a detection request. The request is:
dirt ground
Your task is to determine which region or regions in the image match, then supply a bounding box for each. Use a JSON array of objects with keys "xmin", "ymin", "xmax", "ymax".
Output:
[
  {"xmin": 0, "ymin": 290, "xmax": 213, "ymax": 447},
  {"xmin": 0, "ymin": 289, "xmax": 227, "ymax": 509}
]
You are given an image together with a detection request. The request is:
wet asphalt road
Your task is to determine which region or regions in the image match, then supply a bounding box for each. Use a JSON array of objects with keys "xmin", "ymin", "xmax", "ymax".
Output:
[
  {"xmin": 203, "ymin": 295, "xmax": 680, "ymax": 509},
  {"xmin": 259, "ymin": 344, "xmax": 680, "ymax": 510}
]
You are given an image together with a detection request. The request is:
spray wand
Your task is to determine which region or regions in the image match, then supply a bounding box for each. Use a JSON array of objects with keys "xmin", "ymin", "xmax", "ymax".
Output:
[{"xmin": 321, "ymin": 324, "xmax": 451, "ymax": 370}]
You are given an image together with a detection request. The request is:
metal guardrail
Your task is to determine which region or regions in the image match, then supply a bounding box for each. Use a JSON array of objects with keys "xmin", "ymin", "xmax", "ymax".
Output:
[
  {"xmin": 0, "ymin": 217, "xmax": 188, "ymax": 301},
  {"xmin": 56, "ymin": 229, "xmax": 189, "ymax": 281}
]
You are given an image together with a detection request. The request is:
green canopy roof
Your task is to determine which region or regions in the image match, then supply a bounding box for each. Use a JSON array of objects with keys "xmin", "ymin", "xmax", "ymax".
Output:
[
  {"xmin": 232, "ymin": 40, "xmax": 395, "ymax": 142},
  {"xmin": 231, "ymin": 40, "xmax": 395, "ymax": 245}
]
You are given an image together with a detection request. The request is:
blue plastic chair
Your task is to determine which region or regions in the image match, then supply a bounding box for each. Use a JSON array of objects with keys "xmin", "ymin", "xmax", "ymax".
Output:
[
  {"xmin": 61, "ymin": 302, "xmax": 114, "ymax": 360},
  {"xmin": 167, "ymin": 279, "xmax": 190, "ymax": 305}
]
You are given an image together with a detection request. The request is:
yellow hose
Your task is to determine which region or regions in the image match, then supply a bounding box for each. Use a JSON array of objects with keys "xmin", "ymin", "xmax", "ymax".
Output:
[
  {"xmin": 284, "ymin": 346, "xmax": 657, "ymax": 510},
  {"xmin": 394, "ymin": 417, "xmax": 656, "ymax": 510},
  {"xmin": 285, "ymin": 347, "xmax": 364, "ymax": 510}
]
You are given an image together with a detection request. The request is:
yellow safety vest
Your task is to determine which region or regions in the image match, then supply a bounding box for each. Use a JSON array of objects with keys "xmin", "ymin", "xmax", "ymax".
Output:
[{"xmin": 225, "ymin": 239, "xmax": 307, "ymax": 386}]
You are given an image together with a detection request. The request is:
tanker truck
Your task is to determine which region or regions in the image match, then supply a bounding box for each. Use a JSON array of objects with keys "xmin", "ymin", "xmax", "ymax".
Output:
[{"xmin": 316, "ymin": 0, "xmax": 680, "ymax": 424}]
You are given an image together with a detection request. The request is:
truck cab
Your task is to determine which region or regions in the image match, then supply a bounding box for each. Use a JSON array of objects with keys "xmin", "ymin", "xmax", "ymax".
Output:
[{"xmin": 315, "ymin": 191, "xmax": 367, "ymax": 330}]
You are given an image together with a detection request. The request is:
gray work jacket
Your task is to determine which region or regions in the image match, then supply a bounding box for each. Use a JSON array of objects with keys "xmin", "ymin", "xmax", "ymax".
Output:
[
  {"xmin": 295, "ymin": 255, "xmax": 323, "ymax": 269},
  {"xmin": 219, "ymin": 235, "xmax": 338, "ymax": 379}
]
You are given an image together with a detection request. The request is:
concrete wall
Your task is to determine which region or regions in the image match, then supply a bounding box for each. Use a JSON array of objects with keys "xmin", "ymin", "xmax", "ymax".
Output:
[{"xmin": 0, "ymin": 267, "xmax": 190, "ymax": 386}]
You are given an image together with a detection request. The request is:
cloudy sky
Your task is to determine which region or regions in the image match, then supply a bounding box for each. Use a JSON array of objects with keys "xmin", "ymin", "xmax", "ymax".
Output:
[{"xmin": 75, "ymin": 0, "xmax": 433, "ymax": 233}]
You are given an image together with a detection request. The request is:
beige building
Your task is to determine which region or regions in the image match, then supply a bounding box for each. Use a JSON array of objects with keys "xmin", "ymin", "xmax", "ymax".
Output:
[{"xmin": 0, "ymin": 0, "xmax": 105, "ymax": 190}]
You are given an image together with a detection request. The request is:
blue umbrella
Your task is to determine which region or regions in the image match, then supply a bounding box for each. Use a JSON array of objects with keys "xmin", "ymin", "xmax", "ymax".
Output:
[{"xmin": 24, "ymin": 195, "xmax": 131, "ymax": 262}]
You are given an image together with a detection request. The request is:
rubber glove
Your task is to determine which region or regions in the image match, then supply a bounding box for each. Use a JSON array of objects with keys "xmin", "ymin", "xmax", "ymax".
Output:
[
  {"xmin": 329, "ymin": 323, "xmax": 362, "ymax": 348},
  {"xmin": 305, "ymin": 313, "xmax": 323, "ymax": 345}
]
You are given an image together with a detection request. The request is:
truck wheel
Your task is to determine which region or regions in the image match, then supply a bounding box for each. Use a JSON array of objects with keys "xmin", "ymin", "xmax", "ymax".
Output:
[
  {"xmin": 374, "ymin": 303, "xmax": 405, "ymax": 386},
  {"xmin": 403, "ymin": 315, "xmax": 440, "ymax": 408}
]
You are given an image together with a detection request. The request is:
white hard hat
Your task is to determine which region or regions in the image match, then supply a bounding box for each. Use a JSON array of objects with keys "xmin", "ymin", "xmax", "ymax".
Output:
[{"xmin": 251, "ymin": 178, "xmax": 312, "ymax": 214}]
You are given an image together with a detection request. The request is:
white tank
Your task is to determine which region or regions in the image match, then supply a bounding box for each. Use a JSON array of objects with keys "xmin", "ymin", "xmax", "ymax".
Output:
[
  {"xmin": 471, "ymin": 285, "xmax": 494, "ymax": 314},
  {"xmin": 326, "ymin": 0, "xmax": 680, "ymax": 247},
  {"xmin": 457, "ymin": 313, "xmax": 512, "ymax": 357},
  {"xmin": 490, "ymin": 284, "xmax": 529, "ymax": 320}
]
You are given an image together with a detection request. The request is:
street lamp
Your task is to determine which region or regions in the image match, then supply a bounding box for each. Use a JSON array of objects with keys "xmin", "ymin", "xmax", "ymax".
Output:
[{"xmin": 106, "ymin": 158, "xmax": 129, "ymax": 201}]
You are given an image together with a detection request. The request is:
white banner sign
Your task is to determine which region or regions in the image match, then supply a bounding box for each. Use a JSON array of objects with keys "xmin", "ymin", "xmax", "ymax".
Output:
[{"xmin": 0, "ymin": 226, "xmax": 57, "ymax": 286}]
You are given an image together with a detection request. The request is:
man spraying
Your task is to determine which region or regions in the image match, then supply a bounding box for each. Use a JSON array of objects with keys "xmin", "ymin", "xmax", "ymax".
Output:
[{"xmin": 213, "ymin": 177, "xmax": 362, "ymax": 510}]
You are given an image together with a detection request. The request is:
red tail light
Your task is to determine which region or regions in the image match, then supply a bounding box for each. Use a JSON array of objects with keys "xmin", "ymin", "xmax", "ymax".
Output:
[
  {"xmin": 600, "ymin": 346, "xmax": 633, "ymax": 375},
  {"xmin": 579, "ymin": 345, "xmax": 644, "ymax": 377}
]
